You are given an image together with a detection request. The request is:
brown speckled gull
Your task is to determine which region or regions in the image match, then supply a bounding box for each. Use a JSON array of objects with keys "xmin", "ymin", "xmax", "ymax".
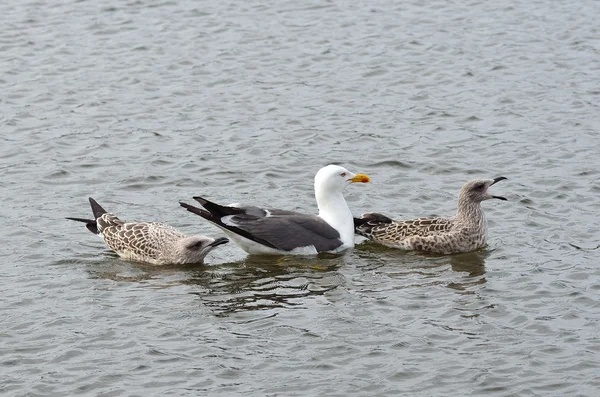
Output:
[
  {"xmin": 67, "ymin": 198, "xmax": 229, "ymax": 265},
  {"xmin": 354, "ymin": 177, "xmax": 507, "ymax": 254}
]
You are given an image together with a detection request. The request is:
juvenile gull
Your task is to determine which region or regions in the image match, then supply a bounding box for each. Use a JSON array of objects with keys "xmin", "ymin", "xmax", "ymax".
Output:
[
  {"xmin": 354, "ymin": 177, "xmax": 507, "ymax": 254},
  {"xmin": 179, "ymin": 165, "xmax": 370, "ymax": 255},
  {"xmin": 67, "ymin": 198, "xmax": 229, "ymax": 265}
]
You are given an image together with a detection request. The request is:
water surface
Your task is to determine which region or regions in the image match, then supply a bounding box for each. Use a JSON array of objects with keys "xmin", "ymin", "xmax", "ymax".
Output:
[{"xmin": 2, "ymin": 0, "xmax": 600, "ymax": 395}]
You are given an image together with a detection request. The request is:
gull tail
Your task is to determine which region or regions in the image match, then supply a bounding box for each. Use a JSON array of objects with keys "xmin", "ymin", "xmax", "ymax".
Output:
[
  {"xmin": 66, "ymin": 197, "xmax": 108, "ymax": 235},
  {"xmin": 354, "ymin": 212, "xmax": 394, "ymax": 238}
]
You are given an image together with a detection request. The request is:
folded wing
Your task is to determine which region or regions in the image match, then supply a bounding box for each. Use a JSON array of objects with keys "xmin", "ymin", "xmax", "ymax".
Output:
[{"xmin": 180, "ymin": 197, "xmax": 343, "ymax": 253}]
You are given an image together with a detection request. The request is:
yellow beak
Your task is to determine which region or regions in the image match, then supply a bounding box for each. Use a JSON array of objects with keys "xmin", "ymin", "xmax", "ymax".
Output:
[{"xmin": 349, "ymin": 173, "xmax": 370, "ymax": 183}]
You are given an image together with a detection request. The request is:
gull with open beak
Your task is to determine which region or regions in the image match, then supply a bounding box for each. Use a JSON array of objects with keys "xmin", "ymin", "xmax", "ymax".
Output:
[{"xmin": 354, "ymin": 177, "xmax": 507, "ymax": 254}]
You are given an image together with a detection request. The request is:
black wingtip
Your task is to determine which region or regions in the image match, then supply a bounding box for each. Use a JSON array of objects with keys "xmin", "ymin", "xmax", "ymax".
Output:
[
  {"xmin": 182, "ymin": 199, "xmax": 278, "ymax": 250},
  {"xmin": 359, "ymin": 213, "xmax": 394, "ymax": 224},
  {"xmin": 180, "ymin": 201, "xmax": 197, "ymax": 211},
  {"xmin": 66, "ymin": 217, "xmax": 99, "ymax": 234},
  {"xmin": 354, "ymin": 213, "xmax": 394, "ymax": 236},
  {"xmin": 66, "ymin": 217, "xmax": 94, "ymax": 223},
  {"xmin": 192, "ymin": 196, "xmax": 242, "ymax": 217},
  {"xmin": 180, "ymin": 201, "xmax": 213, "ymax": 219},
  {"xmin": 88, "ymin": 197, "xmax": 107, "ymax": 220},
  {"xmin": 353, "ymin": 217, "xmax": 369, "ymax": 228},
  {"xmin": 68, "ymin": 197, "xmax": 106, "ymax": 235},
  {"xmin": 192, "ymin": 196, "xmax": 208, "ymax": 206}
]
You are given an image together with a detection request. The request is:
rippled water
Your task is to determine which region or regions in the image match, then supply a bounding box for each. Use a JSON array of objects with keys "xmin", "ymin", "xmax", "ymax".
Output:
[{"xmin": 2, "ymin": 0, "xmax": 600, "ymax": 395}]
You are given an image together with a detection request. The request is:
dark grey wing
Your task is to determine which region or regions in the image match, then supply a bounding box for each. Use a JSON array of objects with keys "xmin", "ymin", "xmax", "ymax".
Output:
[
  {"xmin": 228, "ymin": 213, "xmax": 342, "ymax": 252},
  {"xmin": 235, "ymin": 205, "xmax": 302, "ymax": 217},
  {"xmin": 265, "ymin": 208, "xmax": 303, "ymax": 216},
  {"xmin": 182, "ymin": 197, "xmax": 334, "ymax": 251}
]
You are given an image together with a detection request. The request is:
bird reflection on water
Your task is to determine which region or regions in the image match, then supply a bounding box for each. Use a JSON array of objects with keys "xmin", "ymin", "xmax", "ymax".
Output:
[
  {"xmin": 80, "ymin": 244, "xmax": 490, "ymax": 314},
  {"xmin": 184, "ymin": 254, "xmax": 348, "ymax": 316},
  {"xmin": 82, "ymin": 252, "xmax": 349, "ymax": 315},
  {"xmin": 354, "ymin": 241, "xmax": 490, "ymax": 293},
  {"xmin": 446, "ymin": 250, "xmax": 489, "ymax": 292}
]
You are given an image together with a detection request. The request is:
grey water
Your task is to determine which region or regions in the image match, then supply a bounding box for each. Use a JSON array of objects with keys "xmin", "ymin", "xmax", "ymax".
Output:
[{"xmin": 2, "ymin": 0, "xmax": 600, "ymax": 395}]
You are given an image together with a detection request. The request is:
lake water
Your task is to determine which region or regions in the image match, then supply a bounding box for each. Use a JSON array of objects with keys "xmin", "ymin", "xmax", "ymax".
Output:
[{"xmin": 2, "ymin": 0, "xmax": 600, "ymax": 395}]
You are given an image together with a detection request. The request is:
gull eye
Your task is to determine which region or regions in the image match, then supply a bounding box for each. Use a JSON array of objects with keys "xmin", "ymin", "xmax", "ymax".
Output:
[
  {"xmin": 474, "ymin": 183, "xmax": 485, "ymax": 190},
  {"xmin": 341, "ymin": 172, "xmax": 347, "ymax": 177}
]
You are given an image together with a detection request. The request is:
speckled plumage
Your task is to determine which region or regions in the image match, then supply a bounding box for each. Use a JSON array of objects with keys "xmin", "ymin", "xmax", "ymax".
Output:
[
  {"xmin": 355, "ymin": 178, "xmax": 507, "ymax": 254},
  {"xmin": 68, "ymin": 198, "xmax": 228, "ymax": 265},
  {"xmin": 98, "ymin": 215, "xmax": 187, "ymax": 264}
]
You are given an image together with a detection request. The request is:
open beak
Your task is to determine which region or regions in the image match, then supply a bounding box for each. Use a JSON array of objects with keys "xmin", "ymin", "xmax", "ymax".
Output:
[
  {"xmin": 349, "ymin": 173, "xmax": 370, "ymax": 183},
  {"xmin": 208, "ymin": 237, "xmax": 229, "ymax": 247},
  {"xmin": 490, "ymin": 176, "xmax": 507, "ymax": 186},
  {"xmin": 490, "ymin": 176, "xmax": 507, "ymax": 200}
]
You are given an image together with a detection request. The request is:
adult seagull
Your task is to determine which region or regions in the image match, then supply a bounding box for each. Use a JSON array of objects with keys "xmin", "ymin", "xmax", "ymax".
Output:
[{"xmin": 180, "ymin": 165, "xmax": 370, "ymax": 255}]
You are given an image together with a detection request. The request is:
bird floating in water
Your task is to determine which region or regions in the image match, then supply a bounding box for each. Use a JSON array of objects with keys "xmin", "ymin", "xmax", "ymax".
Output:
[
  {"xmin": 67, "ymin": 198, "xmax": 229, "ymax": 265},
  {"xmin": 180, "ymin": 164, "xmax": 370, "ymax": 255},
  {"xmin": 354, "ymin": 177, "xmax": 507, "ymax": 254}
]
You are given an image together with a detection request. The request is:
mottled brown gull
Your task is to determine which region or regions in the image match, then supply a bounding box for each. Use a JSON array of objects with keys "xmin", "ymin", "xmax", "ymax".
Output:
[
  {"xmin": 354, "ymin": 177, "xmax": 507, "ymax": 254},
  {"xmin": 67, "ymin": 198, "xmax": 229, "ymax": 265},
  {"xmin": 180, "ymin": 165, "xmax": 370, "ymax": 255}
]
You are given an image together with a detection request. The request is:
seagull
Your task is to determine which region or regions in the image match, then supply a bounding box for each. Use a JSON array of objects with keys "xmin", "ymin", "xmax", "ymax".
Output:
[
  {"xmin": 67, "ymin": 198, "xmax": 229, "ymax": 265},
  {"xmin": 354, "ymin": 177, "xmax": 507, "ymax": 254},
  {"xmin": 179, "ymin": 164, "xmax": 370, "ymax": 255}
]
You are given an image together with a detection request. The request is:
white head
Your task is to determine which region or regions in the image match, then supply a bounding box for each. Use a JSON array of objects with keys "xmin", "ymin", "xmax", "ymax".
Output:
[
  {"xmin": 314, "ymin": 164, "xmax": 370, "ymax": 193},
  {"xmin": 177, "ymin": 236, "xmax": 229, "ymax": 264},
  {"xmin": 313, "ymin": 165, "xmax": 370, "ymax": 249}
]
